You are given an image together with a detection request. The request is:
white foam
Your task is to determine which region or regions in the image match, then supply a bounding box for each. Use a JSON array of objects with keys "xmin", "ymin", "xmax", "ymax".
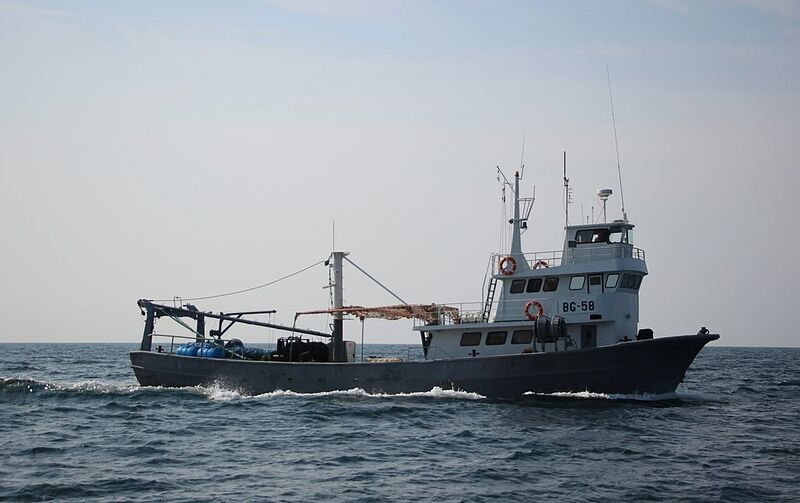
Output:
[
  {"xmin": 58, "ymin": 380, "xmax": 142, "ymax": 394},
  {"xmin": 202, "ymin": 385, "xmax": 485, "ymax": 401},
  {"xmin": 524, "ymin": 390, "xmax": 682, "ymax": 401}
]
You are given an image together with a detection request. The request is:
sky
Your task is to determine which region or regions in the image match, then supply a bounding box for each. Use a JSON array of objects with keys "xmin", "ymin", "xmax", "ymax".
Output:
[{"xmin": 0, "ymin": 0, "xmax": 798, "ymax": 346}]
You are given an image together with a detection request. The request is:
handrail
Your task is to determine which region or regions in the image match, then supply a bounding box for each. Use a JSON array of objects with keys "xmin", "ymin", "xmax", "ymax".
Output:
[{"xmin": 490, "ymin": 246, "xmax": 646, "ymax": 273}]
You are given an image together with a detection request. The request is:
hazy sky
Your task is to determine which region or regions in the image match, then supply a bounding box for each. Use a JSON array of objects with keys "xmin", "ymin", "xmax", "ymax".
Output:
[{"xmin": 1, "ymin": 0, "xmax": 797, "ymax": 346}]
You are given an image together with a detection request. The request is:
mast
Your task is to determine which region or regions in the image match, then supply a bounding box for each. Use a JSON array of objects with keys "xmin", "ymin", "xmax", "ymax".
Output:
[
  {"xmin": 331, "ymin": 251, "xmax": 348, "ymax": 362},
  {"xmin": 508, "ymin": 172, "xmax": 530, "ymax": 272}
]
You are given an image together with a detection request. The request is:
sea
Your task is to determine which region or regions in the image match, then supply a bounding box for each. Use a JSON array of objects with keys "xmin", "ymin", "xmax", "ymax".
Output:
[{"xmin": 1, "ymin": 344, "xmax": 798, "ymax": 502}]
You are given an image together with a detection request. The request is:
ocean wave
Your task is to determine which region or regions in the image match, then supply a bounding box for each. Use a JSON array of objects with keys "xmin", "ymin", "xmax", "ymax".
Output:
[
  {"xmin": 1, "ymin": 376, "xmax": 153, "ymax": 396},
  {"xmin": 202, "ymin": 384, "xmax": 485, "ymax": 401}
]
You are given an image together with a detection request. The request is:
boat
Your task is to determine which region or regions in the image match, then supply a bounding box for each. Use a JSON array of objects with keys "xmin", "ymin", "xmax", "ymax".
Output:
[{"xmin": 130, "ymin": 162, "xmax": 718, "ymax": 398}]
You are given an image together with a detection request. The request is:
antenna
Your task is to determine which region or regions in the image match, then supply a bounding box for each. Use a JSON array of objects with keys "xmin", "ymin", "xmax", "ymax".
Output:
[
  {"xmin": 563, "ymin": 151, "xmax": 570, "ymax": 228},
  {"xmin": 606, "ymin": 65, "xmax": 628, "ymax": 222},
  {"xmin": 519, "ymin": 133, "xmax": 526, "ymax": 179}
]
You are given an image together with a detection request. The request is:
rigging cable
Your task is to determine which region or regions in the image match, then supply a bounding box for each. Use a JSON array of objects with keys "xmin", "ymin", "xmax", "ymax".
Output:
[{"xmin": 152, "ymin": 259, "xmax": 327, "ymax": 303}]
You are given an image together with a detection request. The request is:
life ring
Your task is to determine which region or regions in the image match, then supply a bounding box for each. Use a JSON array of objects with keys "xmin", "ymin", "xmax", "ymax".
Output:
[
  {"xmin": 498, "ymin": 256, "xmax": 517, "ymax": 276},
  {"xmin": 533, "ymin": 260, "xmax": 549, "ymax": 269},
  {"xmin": 524, "ymin": 300, "xmax": 544, "ymax": 320}
]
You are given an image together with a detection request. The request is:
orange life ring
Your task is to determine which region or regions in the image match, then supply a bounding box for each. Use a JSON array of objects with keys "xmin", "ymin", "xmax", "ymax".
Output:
[
  {"xmin": 524, "ymin": 300, "xmax": 544, "ymax": 320},
  {"xmin": 498, "ymin": 256, "xmax": 517, "ymax": 276},
  {"xmin": 533, "ymin": 260, "xmax": 549, "ymax": 269}
]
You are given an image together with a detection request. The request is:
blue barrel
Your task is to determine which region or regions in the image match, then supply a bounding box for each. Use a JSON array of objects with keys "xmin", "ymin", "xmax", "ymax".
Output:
[
  {"xmin": 186, "ymin": 343, "xmax": 200, "ymax": 357},
  {"xmin": 209, "ymin": 346, "xmax": 224, "ymax": 359},
  {"xmin": 176, "ymin": 344, "xmax": 185, "ymax": 356}
]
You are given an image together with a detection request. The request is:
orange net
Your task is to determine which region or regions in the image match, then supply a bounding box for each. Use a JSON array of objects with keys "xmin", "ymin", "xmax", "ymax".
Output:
[{"xmin": 294, "ymin": 304, "xmax": 460, "ymax": 323}]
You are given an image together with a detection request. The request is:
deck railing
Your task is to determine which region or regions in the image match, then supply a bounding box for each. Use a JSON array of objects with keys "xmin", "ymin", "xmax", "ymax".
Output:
[
  {"xmin": 148, "ymin": 332, "xmax": 248, "ymax": 358},
  {"xmin": 491, "ymin": 246, "xmax": 645, "ymax": 274}
]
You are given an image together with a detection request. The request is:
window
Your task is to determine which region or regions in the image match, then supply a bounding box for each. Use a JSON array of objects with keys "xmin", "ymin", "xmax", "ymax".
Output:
[
  {"xmin": 575, "ymin": 228, "xmax": 614, "ymax": 245},
  {"xmin": 592, "ymin": 228, "xmax": 610, "ymax": 243},
  {"xmin": 510, "ymin": 279, "xmax": 526, "ymax": 294},
  {"xmin": 511, "ymin": 329, "xmax": 533, "ymax": 344},
  {"xmin": 543, "ymin": 277, "xmax": 559, "ymax": 292},
  {"xmin": 569, "ymin": 276, "xmax": 586, "ymax": 291},
  {"xmin": 486, "ymin": 331, "xmax": 508, "ymax": 345},
  {"xmin": 605, "ymin": 273, "xmax": 619, "ymax": 288},
  {"xmin": 589, "ymin": 275, "xmax": 602, "ymax": 286},
  {"xmin": 526, "ymin": 278, "xmax": 542, "ymax": 293},
  {"xmin": 620, "ymin": 273, "xmax": 642, "ymax": 290},
  {"xmin": 620, "ymin": 273, "xmax": 633, "ymax": 289},
  {"xmin": 460, "ymin": 332, "xmax": 482, "ymax": 346},
  {"xmin": 608, "ymin": 227, "xmax": 628, "ymax": 244},
  {"xmin": 575, "ymin": 229, "xmax": 594, "ymax": 244}
]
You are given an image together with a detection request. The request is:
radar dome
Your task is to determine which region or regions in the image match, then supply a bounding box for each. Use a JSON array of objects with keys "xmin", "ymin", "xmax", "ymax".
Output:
[{"xmin": 596, "ymin": 188, "xmax": 613, "ymax": 200}]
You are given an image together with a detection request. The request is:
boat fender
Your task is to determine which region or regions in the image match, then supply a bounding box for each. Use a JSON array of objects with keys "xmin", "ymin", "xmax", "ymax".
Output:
[
  {"xmin": 499, "ymin": 256, "xmax": 517, "ymax": 275},
  {"xmin": 524, "ymin": 301, "xmax": 544, "ymax": 320},
  {"xmin": 533, "ymin": 260, "xmax": 549, "ymax": 269}
]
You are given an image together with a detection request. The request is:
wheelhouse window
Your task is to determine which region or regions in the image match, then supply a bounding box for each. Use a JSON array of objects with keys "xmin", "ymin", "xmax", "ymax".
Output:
[
  {"xmin": 510, "ymin": 279, "xmax": 526, "ymax": 294},
  {"xmin": 608, "ymin": 226, "xmax": 629, "ymax": 244},
  {"xmin": 605, "ymin": 273, "xmax": 619, "ymax": 288},
  {"xmin": 526, "ymin": 278, "xmax": 542, "ymax": 293},
  {"xmin": 543, "ymin": 277, "xmax": 559, "ymax": 292},
  {"xmin": 460, "ymin": 332, "xmax": 482, "ymax": 346},
  {"xmin": 620, "ymin": 273, "xmax": 635, "ymax": 289},
  {"xmin": 511, "ymin": 329, "xmax": 533, "ymax": 344},
  {"xmin": 575, "ymin": 226, "xmax": 631, "ymax": 245},
  {"xmin": 569, "ymin": 276, "xmax": 586, "ymax": 291},
  {"xmin": 486, "ymin": 331, "xmax": 508, "ymax": 345},
  {"xmin": 620, "ymin": 273, "xmax": 642, "ymax": 290},
  {"xmin": 575, "ymin": 228, "xmax": 610, "ymax": 244}
]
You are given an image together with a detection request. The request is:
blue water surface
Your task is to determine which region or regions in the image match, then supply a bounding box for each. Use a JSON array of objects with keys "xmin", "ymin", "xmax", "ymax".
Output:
[{"xmin": 1, "ymin": 344, "xmax": 798, "ymax": 502}]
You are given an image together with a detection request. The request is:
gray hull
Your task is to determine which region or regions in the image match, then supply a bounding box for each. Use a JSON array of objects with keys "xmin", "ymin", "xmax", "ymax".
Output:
[{"xmin": 130, "ymin": 334, "xmax": 718, "ymax": 398}]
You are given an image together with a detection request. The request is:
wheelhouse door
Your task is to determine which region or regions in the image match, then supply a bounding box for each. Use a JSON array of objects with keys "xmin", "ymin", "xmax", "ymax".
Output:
[{"xmin": 588, "ymin": 274, "xmax": 603, "ymax": 295}]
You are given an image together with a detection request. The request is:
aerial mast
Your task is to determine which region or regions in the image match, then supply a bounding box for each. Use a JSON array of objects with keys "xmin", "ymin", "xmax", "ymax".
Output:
[
  {"xmin": 606, "ymin": 65, "xmax": 628, "ymax": 222},
  {"xmin": 563, "ymin": 151, "xmax": 570, "ymax": 228}
]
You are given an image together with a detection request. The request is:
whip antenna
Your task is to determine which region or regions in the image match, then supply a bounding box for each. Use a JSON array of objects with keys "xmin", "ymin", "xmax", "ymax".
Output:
[{"xmin": 606, "ymin": 65, "xmax": 628, "ymax": 222}]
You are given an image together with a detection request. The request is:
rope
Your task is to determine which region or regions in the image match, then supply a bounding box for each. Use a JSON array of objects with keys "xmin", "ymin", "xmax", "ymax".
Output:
[{"xmin": 152, "ymin": 259, "xmax": 327, "ymax": 303}]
